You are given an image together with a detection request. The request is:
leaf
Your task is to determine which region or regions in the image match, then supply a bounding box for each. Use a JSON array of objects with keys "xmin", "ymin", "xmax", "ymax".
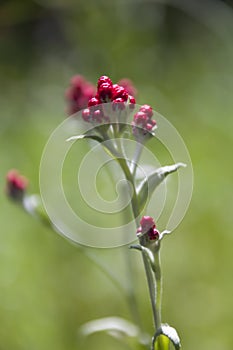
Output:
[
  {"xmin": 79, "ymin": 317, "xmax": 139, "ymax": 338},
  {"xmin": 152, "ymin": 324, "xmax": 181, "ymax": 350},
  {"xmin": 66, "ymin": 134, "xmax": 103, "ymax": 143},
  {"xmin": 79, "ymin": 317, "xmax": 149, "ymax": 345},
  {"xmin": 135, "ymin": 164, "xmax": 158, "ymax": 182},
  {"xmin": 67, "ymin": 133, "xmax": 124, "ymax": 161},
  {"xmin": 137, "ymin": 163, "xmax": 186, "ymax": 208}
]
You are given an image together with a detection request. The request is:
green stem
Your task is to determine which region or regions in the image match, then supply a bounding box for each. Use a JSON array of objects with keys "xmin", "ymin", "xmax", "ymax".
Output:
[
  {"xmin": 131, "ymin": 141, "xmax": 143, "ymax": 178},
  {"xmin": 101, "ymin": 132, "xmax": 141, "ymax": 224},
  {"xmin": 117, "ymin": 157, "xmax": 141, "ymax": 225},
  {"xmin": 110, "ymin": 137, "xmax": 165, "ymax": 348},
  {"xmin": 153, "ymin": 251, "xmax": 162, "ymax": 330},
  {"xmin": 115, "ymin": 157, "xmax": 144, "ymax": 330},
  {"xmin": 142, "ymin": 252, "xmax": 157, "ymax": 326},
  {"xmin": 152, "ymin": 250, "xmax": 164, "ymax": 350},
  {"xmin": 124, "ymin": 249, "xmax": 143, "ymax": 331},
  {"xmin": 103, "ymin": 150, "xmax": 143, "ymax": 331}
]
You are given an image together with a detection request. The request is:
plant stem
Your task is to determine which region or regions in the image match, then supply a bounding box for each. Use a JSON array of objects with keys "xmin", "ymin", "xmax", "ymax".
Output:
[
  {"xmin": 142, "ymin": 252, "xmax": 157, "ymax": 326},
  {"xmin": 124, "ymin": 249, "xmax": 143, "ymax": 331},
  {"xmin": 100, "ymin": 135, "xmax": 147, "ymax": 334},
  {"xmin": 114, "ymin": 140, "xmax": 164, "ymax": 349},
  {"xmin": 131, "ymin": 141, "xmax": 143, "ymax": 178},
  {"xmin": 152, "ymin": 250, "xmax": 164, "ymax": 350},
  {"xmin": 117, "ymin": 157, "xmax": 141, "ymax": 225},
  {"xmin": 98, "ymin": 133, "xmax": 165, "ymax": 348},
  {"xmin": 153, "ymin": 251, "xmax": 162, "ymax": 330}
]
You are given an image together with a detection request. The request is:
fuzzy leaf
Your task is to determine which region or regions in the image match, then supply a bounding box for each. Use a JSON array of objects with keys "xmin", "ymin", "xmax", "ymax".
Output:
[
  {"xmin": 152, "ymin": 324, "xmax": 181, "ymax": 350},
  {"xmin": 66, "ymin": 133, "xmax": 123, "ymax": 161},
  {"xmin": 79, "ymin": 316, "xmax": 142, "ymax": 341},
  {"xmin": 79, "ymin": 317, "xmax": 149, "ymax": 348},
  {"xmin": 66, "ymin": 134, "xmax": 103, "ymax": 143},
  {"xmin": 137, "ymin": 163, "xmax": 186, "ymax": 207}
]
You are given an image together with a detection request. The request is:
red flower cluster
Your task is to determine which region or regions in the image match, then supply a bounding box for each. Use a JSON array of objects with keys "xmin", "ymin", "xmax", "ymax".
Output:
[
  {"xmin": 6, "ymin": 169, "xmax": 28, "ymax": 201},
  {"xmin": 65, "ymin": 75, "xmax": 95, "ymax": 115},
  {"xmin": 132, "ymin": 105, "xmax": 157, "ymax": 138},
  {"xmin": 89, "ymin": 75, "xmax": 135, "ymax": 107},
  {"xmin": 81, "ymin": 106, "xmax": 110, "ymax": 124},
  {"xmin": 82, "ymin": 75, "xmax": 136, "ymax": 123},
  {"xmin": 137, "ymin": 216, "xmax": 159, "ymax": 241}
]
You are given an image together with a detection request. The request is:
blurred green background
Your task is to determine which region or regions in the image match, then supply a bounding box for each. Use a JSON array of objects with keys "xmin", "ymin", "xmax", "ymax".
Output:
[{"xmin": 1, "ymin": 0, "xmax": 233, "ymax": 349}]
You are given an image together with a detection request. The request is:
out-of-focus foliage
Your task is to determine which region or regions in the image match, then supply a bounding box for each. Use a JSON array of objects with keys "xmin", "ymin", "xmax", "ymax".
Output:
[{"xmin": 0, "ymin": 1, "xmax": 233, "ymax": 349}]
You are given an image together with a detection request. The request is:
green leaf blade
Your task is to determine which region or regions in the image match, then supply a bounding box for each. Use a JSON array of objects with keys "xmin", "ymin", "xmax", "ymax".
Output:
[{"xmin": 137, "ymin": 163, "xmax": 186, "ymax": 208}]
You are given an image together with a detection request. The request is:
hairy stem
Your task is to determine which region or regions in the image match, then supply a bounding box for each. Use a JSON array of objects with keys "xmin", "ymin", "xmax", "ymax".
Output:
[
  {"xmin": 142, "ymin": 252, "xmax": 158, "ymax": 326},
  {"xmin": 131, "ymin": 141, "xmax": 143, "ymax": 178},
  {"xmin": 151, "ymin": 250, "xmax": 164, "ymax": 350}
]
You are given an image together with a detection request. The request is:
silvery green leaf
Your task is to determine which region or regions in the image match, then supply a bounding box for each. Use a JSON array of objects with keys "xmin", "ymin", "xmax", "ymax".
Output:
[
  {"xmin": 137, "ymin": 163, "xmax": 186, "ymax": 207},
  {"xmin": 159, "ymin": 230, "xmax": 171, "ymax": 241},
  {"xmin": 79, "ymin": 317, "xmax": 150, "ymax": 349},
  {"xmin": 79, "ymin": 316, "xmax": 140, "ymax": 340},
  {"xmin": 67, "ymin": 133, "xmax": 121, "ymax": 161},
  {"xmin": 152, "ymin": 324, "xmax": 181, "ymax": 350},
  {"xmin": 66, "ymin": 134, "xmax": 103, "ymax": 143},
  {"xmin": 135, "ymin": 164, "xmax": 157, "ymax": 182}
]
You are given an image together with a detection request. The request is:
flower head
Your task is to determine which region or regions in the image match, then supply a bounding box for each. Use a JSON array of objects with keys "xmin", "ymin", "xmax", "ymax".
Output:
[
  {"xmin": 83, "ymin": 75, "xmax": 136, "ymax": 124},
  {"xmin": 6, "ymin": 170, "xmax": 28, "ymax": 202},
  {"xmin": 65, "ymin": 75, "xmax": 95, "ymax": 115},
  {"xmin": 66, "ymin": 74, "xmax": 137, "ymax": 125},
  {"xmin": 137, "ymin": 216, "xmax": 160, "ymax": 241},
  {"xmin": 132, "ymin": 105, "xmax": 157, "ymax": 140}
]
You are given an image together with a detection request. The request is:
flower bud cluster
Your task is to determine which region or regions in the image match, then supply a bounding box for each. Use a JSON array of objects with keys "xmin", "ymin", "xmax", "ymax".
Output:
[
  {"xmin": 82, "ymin": 75, "xmax": 136, "ymax": 124},
  {"xmin": 137, "ymin": 216, "xmax": 160, "ymax": 241},
  {"xmin": 132, "ymin": 105, "xmax": 157, "ymax": 139},
  {"xmin": 6, "ymin": 170, "xmax": 28, "ymax": 202},
  {"xmin": 65, "ymin": 75, "xmax": 95, "ymax": 115}
]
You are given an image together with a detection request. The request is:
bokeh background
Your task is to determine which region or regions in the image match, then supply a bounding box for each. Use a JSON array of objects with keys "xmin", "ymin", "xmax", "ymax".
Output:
[{"xmin": 1, "ymin": 0, "xmax": 233, "ymax": 349}]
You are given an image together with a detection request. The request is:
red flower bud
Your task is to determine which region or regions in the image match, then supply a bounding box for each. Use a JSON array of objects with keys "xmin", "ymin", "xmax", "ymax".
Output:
[
  {"xmin": 65, "ymin": 75, "xmax": 95, "ymax": 115},
  {"xmin": 88, "ymin": 96, "xmax": 101, "ymax": 107},
  {"xmin": 82, "ymin": 108, "xmax": 91, "ymax": 122},
  {"xmin": 133, "ymin": 111, "xmax": 148, "ymax": 127},
  {"xmin": 98, "ymin": 82, "xmax": 113, "ymax": 102},
  {"xmin": 92, "ymin": 109, "xmax": 104, "ymax": 123},
  {"xmin": 140, "ymin": 216, "xmax": 156, "ymax": 232},
  {"xmin": 132, "ymin": 105, "xmax": 156, "ymax": 139},
  {"xmin": 139, "ymin": 104, "xmax": 153, "ymax": 118},
  {"xmin": 6, "ymin": 170, "xmax": 28, "ymax": 201},
  {"xmin": 97, "ymin": 75, "xmax": 113, "ymax": 89},
  {"xmin": 112, "ymin": 98, "xmax": 125, "ymax": 111},
  {"xmin": 128, "ymin": 95, "xmax": 136, "ymax": 109},
  {"xmin": 147, "ymin": 227, "xmax": 160, "ymax": 240},
  {"xmin": 112, "ymin": 84, "xmax": 128, "ymax": 102},
  {"xmin": 137, "ymin": 216, "xmax": 159, "ymax": 241}
]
